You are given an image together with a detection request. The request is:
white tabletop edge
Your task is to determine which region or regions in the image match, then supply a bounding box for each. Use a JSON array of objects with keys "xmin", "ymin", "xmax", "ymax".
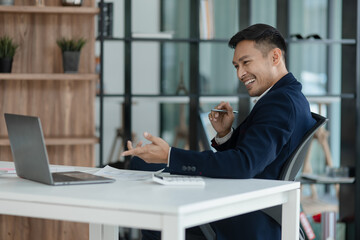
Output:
[{"xmin": 0, "ymin": 161, "xmax": 300, "ymax": 216}]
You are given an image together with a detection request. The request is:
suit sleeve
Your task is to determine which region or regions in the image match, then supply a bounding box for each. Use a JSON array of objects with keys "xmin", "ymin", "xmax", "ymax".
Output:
[{"xmin": 168, "ymin": 93, "xmax": 296, "ymax": 178}]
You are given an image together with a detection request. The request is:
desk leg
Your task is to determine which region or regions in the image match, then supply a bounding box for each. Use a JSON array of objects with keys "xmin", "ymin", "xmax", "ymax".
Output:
[
  {"xmin": 161, "ymin": 215, "xmax": 185, "ymax": 240},
  {"xmin": 89, "ymin": 223, "xmax": 118, "ymax": 240},
  {"xmin": 282, "ymin": 189, "xmax": 300, "ymax": 240}
]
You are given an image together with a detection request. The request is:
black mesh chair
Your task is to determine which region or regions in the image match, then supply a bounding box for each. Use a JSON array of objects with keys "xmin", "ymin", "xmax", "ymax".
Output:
[{"xmin": 200, "ymin": 112, "xmax": 328, "ymax": 240}]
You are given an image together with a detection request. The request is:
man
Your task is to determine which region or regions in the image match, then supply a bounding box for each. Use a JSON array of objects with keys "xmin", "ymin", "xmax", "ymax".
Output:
[{"xmin": 122, "ymin": 24, "xmax": 316, "ymax": 240}]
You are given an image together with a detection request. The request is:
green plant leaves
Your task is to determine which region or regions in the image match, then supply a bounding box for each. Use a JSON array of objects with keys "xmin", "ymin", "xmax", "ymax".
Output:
[
  {"xmin": 0, "ymin": 35, "xmax": 18, "ymax": 58},
  {"xmin": 56, "ymin": 37, "xmax": 87, "ymax": 52}
]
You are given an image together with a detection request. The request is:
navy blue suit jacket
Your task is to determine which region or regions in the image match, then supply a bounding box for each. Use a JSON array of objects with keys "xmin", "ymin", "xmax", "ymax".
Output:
[{"xmin": 166, "ymin": 73, "xmax": 316, "ymax": 240}]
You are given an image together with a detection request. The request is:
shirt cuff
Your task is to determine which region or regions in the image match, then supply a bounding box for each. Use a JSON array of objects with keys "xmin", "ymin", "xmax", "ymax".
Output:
[
  {"xmin": 167, "ymin": 147, "xmax": 172, "ymax": 167},
  {"xmin": 215, "ymin": 128, "xmax": 233, "ymax": 145}
]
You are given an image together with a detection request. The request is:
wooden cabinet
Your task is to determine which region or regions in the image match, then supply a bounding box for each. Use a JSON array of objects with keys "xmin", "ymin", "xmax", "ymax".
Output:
[{"xmin": 0, "ymin": 1, "xmax": 99, "ymax": 239}]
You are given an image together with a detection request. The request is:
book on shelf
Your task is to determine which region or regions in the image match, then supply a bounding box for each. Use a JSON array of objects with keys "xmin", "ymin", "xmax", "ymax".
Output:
[
  {"xmin": 300, "ymin": 212, "xmax": 316, "ymax": 240},
  {"xmin": 132, "ymin": 31, "xmax": 174, "ymax": 39},
  {"xmin": 98, "ymin": 2, "xmax": 113, "ymax": 37}
]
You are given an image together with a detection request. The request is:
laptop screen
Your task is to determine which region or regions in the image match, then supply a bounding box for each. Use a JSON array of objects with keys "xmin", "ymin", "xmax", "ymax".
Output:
[{"xmin": 5, "ymin": 113, "xmax": 56, "ymax": 184}]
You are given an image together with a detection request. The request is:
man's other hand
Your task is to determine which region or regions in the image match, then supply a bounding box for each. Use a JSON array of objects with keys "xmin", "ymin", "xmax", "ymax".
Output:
[
  {"xmin": 209, "ymin": 101, "xmax": 235, "ymax": 137},
  {"xmin": 121, "ymin": 132, "xmax": 169, "ymax": 164}
]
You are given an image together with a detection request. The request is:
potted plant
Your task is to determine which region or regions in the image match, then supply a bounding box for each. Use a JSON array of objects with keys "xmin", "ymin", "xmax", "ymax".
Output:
[
  {"xmin": 56, "ymin": 37, "xmax": 87, "ymax": 73},
  {"xmin": 0, "ymin": 35, "xmax": 18, "ymax": 73}
]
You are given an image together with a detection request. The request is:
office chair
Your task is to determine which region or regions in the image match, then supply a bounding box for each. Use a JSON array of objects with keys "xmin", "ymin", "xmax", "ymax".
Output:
[{"xmin": 199, "ymin": 112, "xmax": 328, "ymax": 240}]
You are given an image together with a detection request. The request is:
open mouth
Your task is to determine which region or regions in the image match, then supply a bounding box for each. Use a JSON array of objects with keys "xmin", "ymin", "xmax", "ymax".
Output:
[{"xmin": 244, "ymin": 78, "xmax": 255, "ymax": 86}]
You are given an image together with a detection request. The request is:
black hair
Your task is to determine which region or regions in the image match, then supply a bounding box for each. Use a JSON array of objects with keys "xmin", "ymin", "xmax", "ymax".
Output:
[{"xmin": 228, "ymin": 24, "xmax": 287, "ymax": 60}]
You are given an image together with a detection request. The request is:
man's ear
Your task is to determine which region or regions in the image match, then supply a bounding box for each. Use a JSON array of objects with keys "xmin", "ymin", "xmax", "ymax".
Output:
[{"xmin": 271, "ymin": 48, "xmax": 282, "ymax": 65}]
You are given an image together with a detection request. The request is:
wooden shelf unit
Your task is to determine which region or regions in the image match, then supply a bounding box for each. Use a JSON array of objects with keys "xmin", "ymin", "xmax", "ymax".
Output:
[{"xmin": 0, "ymin": 1, "xmax": 98, "ymax": 239}]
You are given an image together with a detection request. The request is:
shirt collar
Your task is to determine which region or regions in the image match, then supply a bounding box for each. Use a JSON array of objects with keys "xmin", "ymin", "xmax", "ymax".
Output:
[{"xmin": 252, "ymin": 86, "xmax": 273, "ymax": 104}]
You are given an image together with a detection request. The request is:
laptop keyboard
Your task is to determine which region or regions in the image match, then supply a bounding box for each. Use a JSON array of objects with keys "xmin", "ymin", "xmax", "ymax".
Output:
[{"xmin": 52, "ymin": 172, "xmax": 82, "ymax": 182}]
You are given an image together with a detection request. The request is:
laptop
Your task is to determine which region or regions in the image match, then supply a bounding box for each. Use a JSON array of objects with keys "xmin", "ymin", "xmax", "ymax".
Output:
[{"xmin": 4, "ymin": 113, "xmax": 115, "ymax": 185}]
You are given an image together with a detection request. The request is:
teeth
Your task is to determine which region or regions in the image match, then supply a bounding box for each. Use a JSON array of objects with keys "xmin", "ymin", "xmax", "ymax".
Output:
[{"xmin": 245, "ymin": 79, "xmax": 255, "ymax": 86}]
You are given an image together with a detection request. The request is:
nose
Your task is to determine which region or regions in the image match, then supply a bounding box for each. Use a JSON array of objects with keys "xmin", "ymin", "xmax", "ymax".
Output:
[{"xmin": 237, "ymin": 67, "xmax": 247, "ymax": 81}]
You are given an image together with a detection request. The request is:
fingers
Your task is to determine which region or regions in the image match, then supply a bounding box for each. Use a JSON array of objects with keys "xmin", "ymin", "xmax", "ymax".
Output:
[
  {"xmin": 122, "ymin": 133, "xmax": 157, "ymax": 157},
  {"xmin": 136, "ymin": 140, "xmax": 143, "ymax": 148},
  {"xmin": 121, "ymin": 149, "xmax": 132, "ymax": 157},
  {"xmin": 209, "ymin": 102, "xmax": 233, "ymax": 121},
  {"xmin": 224, "ymin": 102, "xmax": 233, "ymax": 111},
  {"xmin": 122, "ymin": 147, "xmax": 141, "ymax": 157},
  {"xmin": 210, "ymin": 102, "xmax": 223, "ymax": 120},
  {"xmin": 212, "ymin": 102, "xmax": 233, "ymax": 112},
  {"xmin": 123, "ymin": 140, "xmax": 142, "ymax": 157},
  {"xmin": 216, "ymin": 101, "xmax": 227, "ymax": 110},
  {"xmin": 123, "ymin": 141, "xmax": 135, "ymax": 157},
  {"xmin": 122, "ymin": 143, "xmax": 146, "ymax": 157},
  {"xmin": 126, "ymin": 140, "xmax": 133, "ymax": 150},
  {"xmin": 143, "ymin": 132, "xmax": 161, "ymax": 145},
  {"xmin": 217, "ymin": 102, "xmax": 233, "ymax": 112},
  {"xmin": 121, "ymin": 133, "xmax": 169, "ymax": 164},
  {"xmin": 209, "ymin": 112, "xmax": 218, "ymax": 122}
]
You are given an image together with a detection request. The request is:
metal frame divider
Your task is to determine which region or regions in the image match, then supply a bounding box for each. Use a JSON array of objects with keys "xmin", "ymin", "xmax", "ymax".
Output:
[
  {"xmin": 189, "ymin": 0, "xmax": 200, "ymax": 150},
  {"xmin": 123, "ymin": 0, "xmax": 132, "ymax": 164},
  {"xmin": 99, "ymin": 0, "xmax": 105, "ymax": 167},
  {"xmin": 355, "ymin": 0, "xmax": 360, "ymax": 238}
]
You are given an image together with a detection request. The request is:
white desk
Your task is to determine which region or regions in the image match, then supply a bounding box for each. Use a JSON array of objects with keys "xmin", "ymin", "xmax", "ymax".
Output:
[{"xmin": 0, "ymin": 161, "xmax": 300, "ymax": 240}]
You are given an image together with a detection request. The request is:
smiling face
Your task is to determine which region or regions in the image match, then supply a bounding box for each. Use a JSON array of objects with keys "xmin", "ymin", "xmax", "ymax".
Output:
[{"xmin": 232, "ymin": 40, "xmax": 281, "ymax": 97}]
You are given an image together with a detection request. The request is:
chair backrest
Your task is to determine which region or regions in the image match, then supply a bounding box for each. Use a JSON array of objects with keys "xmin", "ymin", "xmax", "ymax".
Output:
[
  {"xmin": 278, "ymin": 112, "xmax": 328, "ymax": 181},
  {"xmin": 261, "ymin": 112, "xmax": 328, "ymax": 232},
  {"xmin": 200, "ymin": 112, "xmax": 328, "ymax": 240}
]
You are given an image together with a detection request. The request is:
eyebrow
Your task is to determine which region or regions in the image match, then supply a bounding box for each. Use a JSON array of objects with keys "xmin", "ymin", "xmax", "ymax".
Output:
[{"xmin": 232, "ymin": 55, "xmax": 251, "ymax": 65}]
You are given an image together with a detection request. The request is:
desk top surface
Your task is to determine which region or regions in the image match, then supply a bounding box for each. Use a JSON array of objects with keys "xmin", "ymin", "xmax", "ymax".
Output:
[{"xmin": 0, "ymin": 161, "xmax": 299, "ymax": 215}]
